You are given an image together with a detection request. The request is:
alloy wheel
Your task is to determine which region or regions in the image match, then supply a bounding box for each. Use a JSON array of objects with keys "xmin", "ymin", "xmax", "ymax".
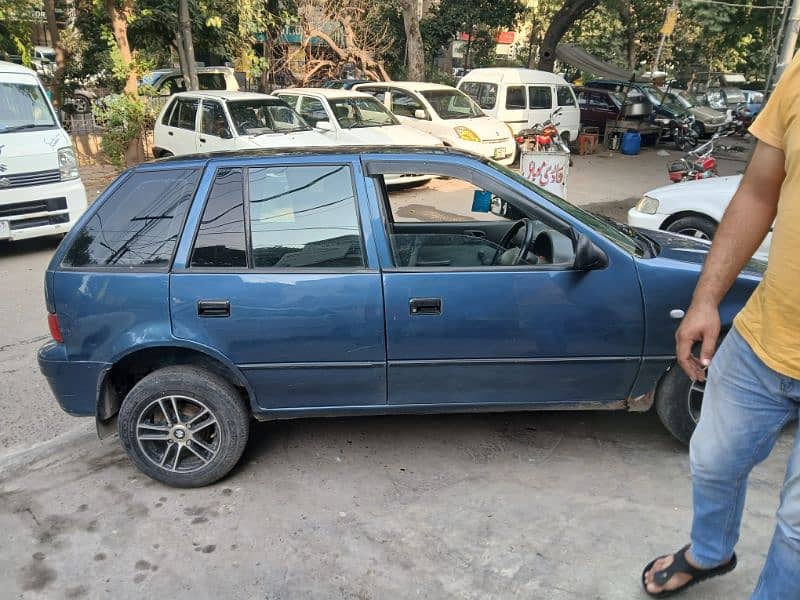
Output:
[
  {"xmin": 687, "ymin": 379, "xmax": 705, "ymax": 424},
  {"xmin": 135, "ymin": 395, "xmax": 222, "ymax": 473}
]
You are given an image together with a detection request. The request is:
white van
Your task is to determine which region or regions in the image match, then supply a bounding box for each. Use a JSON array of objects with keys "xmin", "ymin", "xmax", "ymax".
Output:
[
  {"xmin": 457, "ymin": 68, "xmax": 580, "ymax": 141},
  {"xmin": 0, "ymin": 61, "xmax": 87, "ymax": 241}
]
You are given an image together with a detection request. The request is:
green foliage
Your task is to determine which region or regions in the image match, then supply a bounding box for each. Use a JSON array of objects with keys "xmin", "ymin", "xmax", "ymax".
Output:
[
  {"xmin": 0, "ymin": 0, "xmax": 38, "ymax": 58},
  {"xmin": 93, "ymin": 94, "xmax": 157, "ymax": 167}
]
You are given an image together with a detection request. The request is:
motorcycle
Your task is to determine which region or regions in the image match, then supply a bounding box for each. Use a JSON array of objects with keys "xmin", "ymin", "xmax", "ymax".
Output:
[
  {"xmin": 723, "ymin": 102, "xmax": 752, "ymax": 137},
  {"xmin": 657, "ymin": 114, "xmax": 699, "ymax": 151},
  {"xmin": 667, "ymin": 136, "xmax": 719, "ymax": 183},
  {"xmin": 516, "ymin": 107, "xmax": 570, "ymax": 153}
]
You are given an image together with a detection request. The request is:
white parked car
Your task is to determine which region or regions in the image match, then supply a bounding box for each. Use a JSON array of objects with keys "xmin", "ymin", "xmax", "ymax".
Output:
[
  {"xmin": 628, "ymin": 175, "xmax": 771, "ymax": 260},
  {"xmin": 0, "ymin": 61, "xmax": 87, "ymax": 242},
  {"xmin": 274, "ymin": 88, "xmax": 443, "ymax": 186},
  {"xmin": 152, "ymin": 91, "xmax": 333, "ymax": 157},
  {"xmin": 140, "ymin": 66, "xmax": 240, "ymax": 96},
  {"xmin": 353, "ymin": 82, "xmax": 516, "ymax": 165}
]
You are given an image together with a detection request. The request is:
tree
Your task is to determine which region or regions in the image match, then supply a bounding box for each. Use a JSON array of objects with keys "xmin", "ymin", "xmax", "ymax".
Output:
[
  {"xmin": 104, "ymin": 0, "xmax": 138, "ymax": 94},
  {"xmin": 177, "ymin": 0, "xmax": 198, "ymax": 90},
  {"xmin": 538, "ymin": 0, "xmax": 601, "ymax": 72},
  {"xmin": 295, "ymin": 0, "xmax": 392, "ymax": 84},
  {"xmin": 423, "ymin": 0, "xmax": 524, "ymax": 70},
  {"xmin": 399, "ymin": 0, "xmax": 425, "ymax": 80},
  {"xmin": 43, "ymin": 0, "xmax": 66, "ymax": 106},
  {"xmin": 0, "ymin": 0, "xmax": 39, "ymax": 62}
]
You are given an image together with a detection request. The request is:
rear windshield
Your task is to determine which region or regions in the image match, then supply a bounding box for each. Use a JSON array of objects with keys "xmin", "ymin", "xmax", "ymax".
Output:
[{"xmin": 62, "ymin": 169, "xmax": 200, "ymax": 269}]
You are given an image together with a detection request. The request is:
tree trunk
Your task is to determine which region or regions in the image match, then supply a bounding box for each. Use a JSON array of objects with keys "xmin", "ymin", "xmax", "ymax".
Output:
[
  {"xmin": 178, "ymin": 0, "xmax": 199, "ymax": 90},
  {"xmin": 537, "ymin": 0, "xmax": 600, "ymax": 72},
  {"xmin": 618, "ymin": 0, "xmax": 637, "ymax": 70},
  {"xmin": 400, "ymin": 0, "xmax": 425, "ymax": 80},
  {"xmin": 43, "ymin": 0, "xmax": 65, "ymax": 108},
  {"xmin": 105, "ymin": 0, "xmax": 138, "ymax": 95}
]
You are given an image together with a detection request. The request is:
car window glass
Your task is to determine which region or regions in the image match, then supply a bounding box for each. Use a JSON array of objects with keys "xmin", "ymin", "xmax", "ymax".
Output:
[
  {"xmin": 391, "ymin": 91, "xmax": 424, "ymax": 118},
  {"xmin": 200, "ymin": 100, "xmax": 231, "ymax": 138},
  {"xmin": 589, "ymin": 93, "xmax": 611, "ymax": 109},
  {"xmin": 161, "ymin": 98, "xmax": 178, "ymax": 125},
  {"xmin": 298, "ymin": 96, "xmax": 328, "ymax": 127},
  {"xmin": 505, "ymin": 86, "xmax": 526, "ymax": 109},
  {"xmin": 528, "ymin": 86, "xmax": 552, "ymax": 109},
  {"xmin": 161, "ymin": 76, "xmax": 186, "ymax": 95},
  {"xmin": 556, "ymin": 85, "xmax": 576, "ymax": 106},
  {"xmin": 198, "ymin": 73, "xmax": 225, "ymax": 90},
  {"xmin": 460, "ymin": 82, "xmax": 497, "ymax": 110},
  {"xmin": 168, "ymin": 98, "xmax": 199, "ymax": 130},
  {"xmin": 62, "ymin": 169, "xmax": 200, "ymax": 268},
  {"xmin": 248, "ymin": 165, "xmax": 364, "ymax": 268},
  {"xmin": 377, "ymin": 172, "xmax": 575, "ymax": 269},
  {"xmin": 191, "ymin": 168, "xmax": 246, "ymax": 267}
]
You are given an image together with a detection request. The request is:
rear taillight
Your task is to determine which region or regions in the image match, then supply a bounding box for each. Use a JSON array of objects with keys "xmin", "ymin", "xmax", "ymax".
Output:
[{"xmin": 48, "ymin": 313, "xmax": 63, "ymax": 343}]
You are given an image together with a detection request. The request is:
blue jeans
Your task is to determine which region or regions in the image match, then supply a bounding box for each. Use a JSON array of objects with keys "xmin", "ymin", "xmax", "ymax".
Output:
[{"xmin": 689, "ymin": 327, "xmax": 800, "ymax": 599}]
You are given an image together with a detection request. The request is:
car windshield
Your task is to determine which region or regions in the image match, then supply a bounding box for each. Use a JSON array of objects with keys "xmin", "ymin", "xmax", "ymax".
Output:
[
  {"xmin": 227, "ymin": 99, "xmax": 311, "ymax": 135},
  {"xmin": 487, "ymin": 161, "xmax": 646, "ymax": 257},
  {"xmin": 0, "ymin": 81, "xmax": 57, "ymax": 132},
  {"xmin": 420, "ymin": 89, "xmax": 483, "ymax": 119},
  {"xmin": 329, "ymin": 96, "xmax": 399, "ymax": 128},
  {"xmin": 669, "ymin": 91, "xmax": 694, "ymax": 109},
  {"xmin": 641, "ymin": 84, "xmax": 686, "ymax": 114}
]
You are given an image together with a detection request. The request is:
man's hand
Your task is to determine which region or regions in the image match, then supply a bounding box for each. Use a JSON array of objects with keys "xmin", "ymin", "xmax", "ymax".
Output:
[{"xmin": 676, "ymin": 302, "xmax": 721, "ymax": 381}]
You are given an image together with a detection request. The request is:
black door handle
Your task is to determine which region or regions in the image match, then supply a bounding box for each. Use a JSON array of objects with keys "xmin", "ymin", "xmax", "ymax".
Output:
[
  {"xmin": 197, "ymin": 300, "xmax": 230, "ymax": 317},
  {"xmin": 168, "ymin": 131, "xmax": 173, "ymax": 136},
  {"xmin": 199, "ymin": 137, "xmax": 207, "ymax": 143},
  {"xmin": 409, "ymin": 297, "xmax": 442, "ymax": 316}
]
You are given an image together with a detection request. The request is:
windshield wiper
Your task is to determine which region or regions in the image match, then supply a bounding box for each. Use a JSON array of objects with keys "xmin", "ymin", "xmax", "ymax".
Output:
[
  {"xmin": 590, "ymin": 211, "xmax": 655, "ymax": 255},
  {"xmin": 0, "ymin": 123, "xmax": 51, "ymax": 132}
]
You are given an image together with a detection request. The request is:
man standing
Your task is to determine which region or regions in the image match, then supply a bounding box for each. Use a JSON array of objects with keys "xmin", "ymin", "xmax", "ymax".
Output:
[{"xmin": 642, "ymin": 54, "xmax": 800, "ymax": 598}]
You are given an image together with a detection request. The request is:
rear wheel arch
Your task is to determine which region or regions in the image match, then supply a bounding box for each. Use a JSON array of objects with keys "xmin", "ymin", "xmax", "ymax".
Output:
[{"xmin": 97, "ymin": 345, "xmax": 254, "ymax": 433}]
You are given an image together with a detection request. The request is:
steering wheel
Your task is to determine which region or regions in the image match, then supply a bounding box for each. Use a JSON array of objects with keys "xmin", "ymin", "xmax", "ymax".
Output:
[
  {"xmin": 492, "ymin": 218, "xmax": 535, "ymax": 265},
  {"xmin": 237, "ymin": 119, "xmax": 260, "ymax": 132}
]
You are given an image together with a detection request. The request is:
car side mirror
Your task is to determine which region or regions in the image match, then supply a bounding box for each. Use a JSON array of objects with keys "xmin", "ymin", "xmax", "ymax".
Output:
[
  {"xmin": 573, "ymin": 234, "xmax": 608, "ymax": 271},
  {"xmin": 414, "ymin": 109, "xmax": 427, "ymax": 120},
  {"xmin": 316, "ymin": 120, "xmax": 334, "ymax": 131}
]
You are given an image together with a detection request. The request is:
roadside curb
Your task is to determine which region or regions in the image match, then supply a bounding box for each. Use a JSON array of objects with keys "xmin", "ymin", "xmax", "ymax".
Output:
[{"xmin": 0, "ymin": 424, "xmax": 95, "ymax": 473}]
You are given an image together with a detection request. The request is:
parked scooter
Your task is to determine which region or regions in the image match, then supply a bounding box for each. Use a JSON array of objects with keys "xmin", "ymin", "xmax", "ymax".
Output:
[
  {"xmin": 667, "ymin": 136, "xmax": 719, "ymax": 183},
  {"xmin": 516, "ymin": 107, "xmax": 570, "ymax": 153}
]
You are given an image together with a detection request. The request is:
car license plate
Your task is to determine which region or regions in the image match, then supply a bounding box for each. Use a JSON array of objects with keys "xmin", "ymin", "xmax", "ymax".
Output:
[
  {"xmin": 493, "ymin": 146, "xmax": 505, "ymax": 159},
  {"xmin": 0, "ymin": 220, "xmax": 9, "ymax": 239}
]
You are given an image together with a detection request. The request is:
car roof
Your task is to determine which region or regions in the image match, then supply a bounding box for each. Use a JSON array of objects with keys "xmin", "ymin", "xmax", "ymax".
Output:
[
  {"xmin": 459, "ymin": 68, "xmax": 568, "ymax": 85},
  {"xmin": 171, "ymin": 90, "xmax": 278, "ymax": 101},
  {"xmin": 275, "ymin": 88, "xmax": 374, "ymax": 99},
  {"xmin": 0, "ymin": 60, "xmax": 38, "ymax": 76},
  {"xmin": 356, "ymin": 81, "xmax": 461, "ymax": 92},
  {"xmin": 142, "ymin": 145, "xmax": 487, "ymax": 168}
]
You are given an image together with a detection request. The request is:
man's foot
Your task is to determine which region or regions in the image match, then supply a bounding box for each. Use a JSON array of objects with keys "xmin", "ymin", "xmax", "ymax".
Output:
[
  {"xmin": 641, "ymin": 544, "xmax": 737, "ymax": 598},
  {"xmin": 643, "ymin": 546, "xmax": 698, "ymax": 594}
]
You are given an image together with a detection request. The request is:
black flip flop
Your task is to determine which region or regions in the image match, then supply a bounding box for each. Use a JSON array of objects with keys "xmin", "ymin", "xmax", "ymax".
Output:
[{"xmin": 641, "ymin": 544, "xmax": 737, "ymax": 598}]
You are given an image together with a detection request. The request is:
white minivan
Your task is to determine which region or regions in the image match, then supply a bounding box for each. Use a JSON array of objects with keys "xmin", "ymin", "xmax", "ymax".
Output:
[
  {"xmin": 457, "ymin": 68, "xmax": 580, "ymax": 141},
  {"xmin": 0, "ymin": 61, "xmax": 87, "ymax": 242}
]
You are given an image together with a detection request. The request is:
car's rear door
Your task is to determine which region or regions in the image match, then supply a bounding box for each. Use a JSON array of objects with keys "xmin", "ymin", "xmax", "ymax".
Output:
[
  {"xmin": 364, "ymin": 155, "xmax": 645, "ymax": 408},
  {"xmin": 170, "ymin": 157, "xmax": 387, "ymax": 411},
  {"xmin": 161, "ymin": 96, "xmax": 200, "ymax": 155}
]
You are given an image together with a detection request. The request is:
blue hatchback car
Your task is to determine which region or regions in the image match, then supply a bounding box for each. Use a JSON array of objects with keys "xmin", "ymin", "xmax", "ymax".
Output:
[{"xmin": 38, "ymin": 147, "xmax": 763, "ymax": 487}]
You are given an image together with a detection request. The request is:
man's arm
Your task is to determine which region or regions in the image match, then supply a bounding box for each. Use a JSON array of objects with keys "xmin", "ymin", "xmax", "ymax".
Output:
[{"xmin": 676, "ymin": 141, "xmax": 785, "ymax": 381}]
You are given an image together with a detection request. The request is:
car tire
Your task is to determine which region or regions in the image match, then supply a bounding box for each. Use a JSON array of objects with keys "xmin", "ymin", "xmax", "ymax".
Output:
[
  {"xmin": 654, "ymin": 364, "xmax": 702, "ymax": 446},
  {"xmin": 692, "ymin": 122, "xmax": 705, "ymax": 138},
  {"xmin": 664, "ymin": 215, "xmax": 717, "ymax": 241},
  {"xmin": 118, "ymin": 366, "xmax": 250, "ymax": 488},
  {"xmin": 73, "ymin": 94, "xmax": 92, "ymax": 114}
]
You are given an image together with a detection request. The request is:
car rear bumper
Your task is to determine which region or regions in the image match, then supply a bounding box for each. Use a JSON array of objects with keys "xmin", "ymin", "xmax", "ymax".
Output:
[
  {"xmin": 0, "ymin": 178, "xmax": 88, "ymax": 241},
  {"xmin": 38, "ymin": 342, "xmax": 109, "ymax": 416}
]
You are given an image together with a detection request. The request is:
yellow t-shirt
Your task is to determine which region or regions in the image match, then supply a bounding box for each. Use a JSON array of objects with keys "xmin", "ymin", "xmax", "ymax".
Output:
[{"xmin": 735, "ymin": 53, "xmax": 800, "ymax": 379}]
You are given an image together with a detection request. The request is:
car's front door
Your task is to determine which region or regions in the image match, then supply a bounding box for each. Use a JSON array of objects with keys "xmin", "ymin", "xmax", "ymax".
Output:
[
  {"xmin": 197, "ymin": 99, "xmax": 234, "ymax": 153},
  {"xmin": 365, "ymin": 157, "xmax": 645, "ymax": 408},
  {"xmin": 171, "ymin": 159, "xmax": 387, "ymax": 411}
]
